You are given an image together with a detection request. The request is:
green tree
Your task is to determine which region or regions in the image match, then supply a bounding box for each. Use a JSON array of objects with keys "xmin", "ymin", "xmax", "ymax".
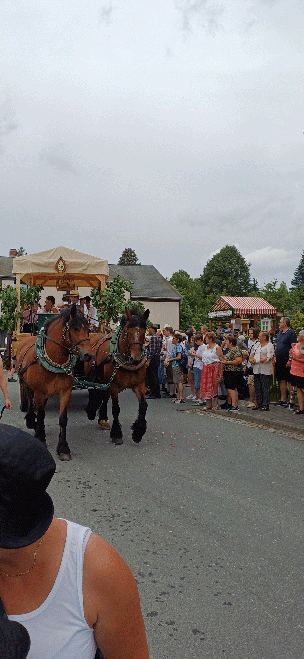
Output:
[
  {"xmin": 291, "ymin": 311, "xmax": 304, "ymax": 332},
  {"xmin": 199, "ymin": 245, "xmax": 252, "ymax": 296},
  {"xmin": 16, "ymin": 247, "xmax": 27, "ymax": 256},
  {"xmin": 169, "ymin": 270, "xmax": 217, "ymax": 330},
  {"xmin": 91, "ymin": 275, "xmax": 133, "ymax": 324},
  {"xmin": 118, "ymin": 248, "xmax": 140, "ymax": 265},
  {"xmin": 291, "ymin": 252, "xmax": 304, "ymax": 288}
]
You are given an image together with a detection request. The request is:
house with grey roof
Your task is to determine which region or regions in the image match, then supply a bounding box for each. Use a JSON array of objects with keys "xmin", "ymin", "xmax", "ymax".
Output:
[{"xmin": 109, "ymin": 265, "xmax": 183, "ymax": 329}]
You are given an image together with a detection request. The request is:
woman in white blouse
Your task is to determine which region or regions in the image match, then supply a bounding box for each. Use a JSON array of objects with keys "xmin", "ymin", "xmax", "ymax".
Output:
[{"xmin": 250, "ymin": 331, "xmax": 274, "ymax": 410}]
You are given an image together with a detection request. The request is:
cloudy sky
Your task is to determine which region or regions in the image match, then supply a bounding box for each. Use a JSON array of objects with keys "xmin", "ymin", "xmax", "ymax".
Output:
[{"xmin": 1, "ymin": 0, "xmax": 303, "ymax": 287}]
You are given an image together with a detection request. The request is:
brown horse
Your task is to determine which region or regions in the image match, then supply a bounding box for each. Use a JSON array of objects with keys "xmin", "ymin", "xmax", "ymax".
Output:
[
  {"xmin": 85, "ymin": 308, "xmax": 149, "ymax": 445},
  {"xmin": 16, "ymin": 305, "xmax": 92, "ymax": 460}
]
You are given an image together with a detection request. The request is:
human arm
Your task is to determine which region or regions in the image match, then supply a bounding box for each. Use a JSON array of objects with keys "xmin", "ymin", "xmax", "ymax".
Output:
[
  {"xmin": 84, "ymin": 534, "xmax": 149, "ymax": 659},
  {"xmin": 0, "ymin": 358, "xmax": 12, "ymax": 409}
]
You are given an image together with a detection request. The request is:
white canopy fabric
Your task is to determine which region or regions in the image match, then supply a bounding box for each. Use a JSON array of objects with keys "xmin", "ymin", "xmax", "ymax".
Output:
[{"xmin": 12, "ymin": 246, "xmax": 109, "ymax": 288}]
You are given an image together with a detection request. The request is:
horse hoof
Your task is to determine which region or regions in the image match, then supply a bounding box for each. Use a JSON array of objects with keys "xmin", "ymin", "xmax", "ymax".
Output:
[
  {"xmin": 112, "ymin": 438, "xmax": 123, "ymax": 445},
  {"xmin": 58, "ymin": 452, "xmax": 72, "ymax": 461},
  {"xmin": 98, "ymin": 420, "xmax": 110, "ymax": 430}
]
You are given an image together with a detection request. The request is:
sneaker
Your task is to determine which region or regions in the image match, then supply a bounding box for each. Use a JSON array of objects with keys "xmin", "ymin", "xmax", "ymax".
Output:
[
  {"xmin": 288, "ymin": 403, "xmax": 295, "ymax": 410},
  {"xmin": 174, "ymin": 399, "xmax": 185, "ymax": 404},
  {"xmin": 186, "ymin": 394, "xmax": 195, "ymax": 399},
  {"xmin": 247, "ymin": 402, "xmax": 256, "ymax": 408},
  {"xmin": 230, "ymin": 406, "xmax": 239, "ymax": 411}
]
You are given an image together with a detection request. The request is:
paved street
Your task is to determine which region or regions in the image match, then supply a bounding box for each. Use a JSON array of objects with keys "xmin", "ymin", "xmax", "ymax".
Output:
[{"xmin": 3, "ymin": 381, "xmax": 304, "ymax": 659}]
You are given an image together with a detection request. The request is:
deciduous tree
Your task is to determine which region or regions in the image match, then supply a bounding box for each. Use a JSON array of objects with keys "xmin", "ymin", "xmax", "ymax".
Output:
[{"xmin": 199, "ymin": 245, "xmax": 252, "ymax": 297}]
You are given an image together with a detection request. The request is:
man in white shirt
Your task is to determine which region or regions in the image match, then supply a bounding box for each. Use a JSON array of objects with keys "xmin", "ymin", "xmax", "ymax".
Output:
[{"xmin": 85, "ymin": 296, "xmax": 99, "ymax": 330}]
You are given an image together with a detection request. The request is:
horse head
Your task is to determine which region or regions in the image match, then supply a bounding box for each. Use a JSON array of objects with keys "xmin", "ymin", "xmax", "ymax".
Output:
[
  {"xmin": 120, "ymin": 308, "xmax": 150, "ymax": 365},
  {"xmin": 61, "ymin": 304, "xmax": 92, "ymax": 361}
]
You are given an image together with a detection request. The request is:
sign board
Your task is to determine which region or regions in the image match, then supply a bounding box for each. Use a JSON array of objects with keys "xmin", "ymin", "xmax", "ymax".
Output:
[{"xmin": 208, "ymin": 310, "xmax": 232, "ymax": 319}]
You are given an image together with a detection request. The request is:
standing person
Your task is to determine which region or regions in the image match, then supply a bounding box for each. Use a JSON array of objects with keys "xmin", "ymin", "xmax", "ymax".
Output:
[
  {"xmin": 21, "ymin": 303, "xmax": 31, "ymax": 333},
  {"xmin": 189, "ymin": 334, "xmax": 205, "ymax": 402},
  {"xmin": 250, "ymin": 331, "xmax": 275, "ymax": 411},
  {"xmin": 274, "ymin": 317, "xmax": 297, "ymax": 406},
  {"xmin": 0, "ymin": 356, "xmax": 12, "ymax": 411},
  {"xmin": 166, "ymin": 332, "xmax": 185, "ymax": 403},
  {"xmin": 199, "ymin": 332, "xmax": 223, "ymax": 410},
  {"xmin": 220, "ymin": 335, "xmax": 243, "ymax": 411},
  {"xmin": 145, "ymin": 325, "xmax": 162, "ymax": 399},
  {"xmin": 0, "ymin": 425, "xmax": 150, "ymax": 659},
  {"xmin": 289, "ymin": 330, "xmax": 304, "ymax": 414},
  {"xmin": 163, "ymin": 326, "xmax": 175, "ymax": 397},
  {"xmin": 245, "ymin": 327, "xmax": 259, "ymax": 408}
]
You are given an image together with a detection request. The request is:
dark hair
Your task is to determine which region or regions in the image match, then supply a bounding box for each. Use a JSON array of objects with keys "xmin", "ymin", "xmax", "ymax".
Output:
[
  {"xmin": 249, "ymin": 327, "xmax": 259, "ymax": 339},
  {"xmin": 46, "ymin": 295, "xmax": 55, "ymax": 306},
  {"xmin": 173, "ymin": 332, "xmax": 183, "ymax": 341},
  {"xmin": 85, "ymin": 296, "xmax": 91, "ymax": 303},
  {"xmin": 226, "ymin": 334, "xmax": 237, "ymax": 346}
]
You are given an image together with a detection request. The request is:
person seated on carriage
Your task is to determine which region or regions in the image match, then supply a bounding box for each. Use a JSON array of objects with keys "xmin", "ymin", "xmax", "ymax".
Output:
[
  {"xmin": 85, "ymin": 296, "xmax": 99, "ymax": 331},
  {"xmin": 38, "ymin": 295, "xmax": 59, "ymax": 315}
]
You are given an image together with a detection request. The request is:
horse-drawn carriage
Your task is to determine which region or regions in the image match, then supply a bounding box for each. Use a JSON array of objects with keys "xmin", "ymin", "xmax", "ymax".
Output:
[{"xmin": 9, "ymin": 247, "xmax": 149, "ymax": 460}]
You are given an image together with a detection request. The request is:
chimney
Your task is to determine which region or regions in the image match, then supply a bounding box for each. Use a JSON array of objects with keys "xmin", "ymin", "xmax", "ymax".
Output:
[{"xmin": 9, "ymin": 249, "xmax": 18, "ymax": 257}]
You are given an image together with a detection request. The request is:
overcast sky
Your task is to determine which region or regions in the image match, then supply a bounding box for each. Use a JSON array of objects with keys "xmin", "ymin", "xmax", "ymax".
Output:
[{"xmin": 1, "ymin": 0, "xmax": 303, "ymax": 287}]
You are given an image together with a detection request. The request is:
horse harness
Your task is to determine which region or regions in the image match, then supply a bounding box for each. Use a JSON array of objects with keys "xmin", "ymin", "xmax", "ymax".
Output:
[{"xmin": 18, "ymin": 320, "xmax": 91, "ymax": 379}]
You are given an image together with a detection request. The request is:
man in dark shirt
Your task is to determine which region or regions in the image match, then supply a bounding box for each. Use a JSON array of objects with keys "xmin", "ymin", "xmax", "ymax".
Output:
[
  {"xmin": 145, "ymin": 326, "xmax": 162, "ymax": 399},
  {"xmin": 274, "ymin": 317, "xmax": 297, "ymax": 406}
]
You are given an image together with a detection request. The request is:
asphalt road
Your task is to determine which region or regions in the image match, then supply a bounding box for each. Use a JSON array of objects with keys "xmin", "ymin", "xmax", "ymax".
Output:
[{"xmin": 3, "ymin": 381, "xmax": 304, "ymax": 659}]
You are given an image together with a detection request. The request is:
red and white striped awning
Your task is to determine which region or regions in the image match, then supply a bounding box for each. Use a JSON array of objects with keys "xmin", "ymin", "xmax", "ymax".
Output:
[{"xmin": 209, "ymin": 296, "xmax": 276, "ymax": 316}]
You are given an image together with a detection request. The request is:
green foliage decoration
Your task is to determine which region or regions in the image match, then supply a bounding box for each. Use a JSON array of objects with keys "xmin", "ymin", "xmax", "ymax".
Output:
[
  {"xmin": 16, "ymin": 247, "xmax": 27, "ymax": 256},
  {"xmin": 0, "ymin": 285, "xmax": 43, "ymax": 334},
  {"xmin": 91, "ymin": 276, "xmax": 133, "ymax": 324}
]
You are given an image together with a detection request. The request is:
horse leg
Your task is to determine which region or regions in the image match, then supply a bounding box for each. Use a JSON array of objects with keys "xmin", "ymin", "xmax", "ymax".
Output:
[
  {"xmin": 110, "ymin": 392, "xmax": 123, "ymax": 445},
  {"xmin": 86, "ymin": 389, "xmax": 103, "ymax": 421},
  {"xmin": 98, "ymin": 391, "xmax": 110, "ymax": 430},
  {"xmin": 57, "ymin": 389, "xmax": 72, "ymax": 461},
  {"xmin": 25, "ymin": 397, "xmax": 37, "ymax": 430},
  {"xmin": 131, "ymin": 385, "xmax": 148, "ymax": 443},
  {"xmin": 33, "ymin": 393, "xmax": 47, "ymax": 443}
]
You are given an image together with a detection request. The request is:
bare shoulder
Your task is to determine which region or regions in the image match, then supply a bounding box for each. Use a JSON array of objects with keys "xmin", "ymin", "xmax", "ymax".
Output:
[{"xmin": 83, "ymin": 534, "xmax": 149, "ymax": 659}]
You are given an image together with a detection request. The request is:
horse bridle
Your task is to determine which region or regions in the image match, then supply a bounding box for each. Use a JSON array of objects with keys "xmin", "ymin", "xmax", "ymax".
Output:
[
  {"xmin": 61, "ymin": 321, "xmax": 91, "ymax": 354},
  {"xmin": 120, "ymin": 325, "xmax": 145, "ymax": 357}
]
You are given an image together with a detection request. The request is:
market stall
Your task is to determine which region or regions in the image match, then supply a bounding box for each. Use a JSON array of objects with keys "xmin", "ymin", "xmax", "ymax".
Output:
[{"xmin": 208, "ymin": 296, "xmax": 276, "ymax": 333}]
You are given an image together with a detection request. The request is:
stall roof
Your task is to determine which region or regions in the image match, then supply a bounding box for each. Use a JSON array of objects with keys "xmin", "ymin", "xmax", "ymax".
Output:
[
  {"xmin": 209, "ymin": 296, "xmax": 276, "ymax": 316},
  {"xmin": 12, "ymin": 246, "xmax": 108, "ymax": 289}
]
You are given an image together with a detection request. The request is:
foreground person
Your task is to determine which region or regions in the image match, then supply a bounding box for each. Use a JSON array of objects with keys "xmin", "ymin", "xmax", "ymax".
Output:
[
  {"xmin": 0, "ymin": 356, "xmax": 12, "ymax": 411},
  {"xmin": 0, "ymin": 425, "xmax": 149, "ymax": 659}
]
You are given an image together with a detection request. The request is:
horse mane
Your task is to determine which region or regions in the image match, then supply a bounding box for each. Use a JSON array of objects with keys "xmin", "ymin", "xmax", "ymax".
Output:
[
  {"xmin": 44, "ymin": 305, "xmax": 89, "ymax": 335},
  {"xmin": 120, "ymin": 309, "xmax": 148, "ymax": 330}
]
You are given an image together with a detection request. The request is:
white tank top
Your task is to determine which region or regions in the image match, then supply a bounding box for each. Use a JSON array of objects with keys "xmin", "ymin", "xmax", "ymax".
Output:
[{"xmin": 8, "ymin": 520, "xmax": 97, "ymax": 659}]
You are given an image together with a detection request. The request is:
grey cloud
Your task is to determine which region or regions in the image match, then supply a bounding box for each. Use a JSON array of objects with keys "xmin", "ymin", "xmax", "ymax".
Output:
[
  {"xmin": 40, "ymin": 151, "xmax": 78, "ymax": 175},
  {"xmin": 99, "ymin": 4, "xmax": 114, "ymax": 25},
  {"xmin": 175, "ymin": 0, "xmax": 224, "ymax": 34},
  {"xmin": 0, "ymin": 99, "xmax": 18, "ymax": 137}
]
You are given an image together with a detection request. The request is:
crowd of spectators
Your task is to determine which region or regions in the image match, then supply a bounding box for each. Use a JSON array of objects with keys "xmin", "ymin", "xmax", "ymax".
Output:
[{"xmin": 144, "ymin": 317, "xmax": 304, "ymax": 414}]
